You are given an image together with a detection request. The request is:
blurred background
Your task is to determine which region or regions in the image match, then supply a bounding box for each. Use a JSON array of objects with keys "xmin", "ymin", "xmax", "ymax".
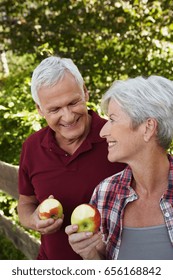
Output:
[{"xmin": 0, "ymin": 0, "xmax": 173, "ymax": 259}]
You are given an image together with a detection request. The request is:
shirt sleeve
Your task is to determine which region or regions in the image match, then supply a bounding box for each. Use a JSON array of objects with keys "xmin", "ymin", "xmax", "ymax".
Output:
[
  {"xmin": 18, "ymin": 143, "xmax": 35, "ymax": 196},
  {"xmin": 89, "ymin": 184, "xmax": 99, "ymax": 207},
  {"xmin": 90, "ymin": 179, "xmax": 111, "ymax": 244}
]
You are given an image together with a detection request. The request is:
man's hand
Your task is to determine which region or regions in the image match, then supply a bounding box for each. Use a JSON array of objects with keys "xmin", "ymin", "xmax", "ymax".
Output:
[
  {"xmin": 34, "ymin": 206, "xmax": 64, "ymax": 235},
  {"xmin": 65, "ymin": 224, "xmax": 105, "ymax": 260},
  {"xmin": 17, "ymin": 194, "xmax": 64, "ymax": 235}
]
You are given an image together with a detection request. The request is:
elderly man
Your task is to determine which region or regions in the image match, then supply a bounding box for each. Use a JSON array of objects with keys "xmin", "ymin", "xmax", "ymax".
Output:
[{"xmin": 17, "ymin": 56, "xmax": 125, "ymax": 260}]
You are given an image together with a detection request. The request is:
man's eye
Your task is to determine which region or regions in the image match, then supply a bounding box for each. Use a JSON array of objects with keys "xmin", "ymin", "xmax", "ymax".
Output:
[
  {"xmin": 70, "ymin": 100, "xmax": 80, "ymax": 106},
  {"xmin": 50, "ymin": 108, "xmax": 60, "ymax": 113}
]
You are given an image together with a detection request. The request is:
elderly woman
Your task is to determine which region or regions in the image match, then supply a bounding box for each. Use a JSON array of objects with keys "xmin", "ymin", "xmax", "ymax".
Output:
[{"xmin": 65, "ymin": 75, "xmax": 173, "ymax": 260}]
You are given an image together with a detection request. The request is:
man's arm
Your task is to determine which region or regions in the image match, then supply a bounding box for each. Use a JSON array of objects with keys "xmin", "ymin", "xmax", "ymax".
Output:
[{"xmin": 17, "ymin": 194, "xmax": 64, "ymax": 235}]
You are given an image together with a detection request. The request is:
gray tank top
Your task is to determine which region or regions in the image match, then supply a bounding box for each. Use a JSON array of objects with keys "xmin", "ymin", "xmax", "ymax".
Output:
[{"xmin": 118, "ymin": 225, "xmax": 173, "ymax": 260}]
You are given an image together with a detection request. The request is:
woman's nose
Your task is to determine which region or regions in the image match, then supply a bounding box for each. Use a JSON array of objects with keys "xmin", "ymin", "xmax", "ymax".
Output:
[{"xmin": 100, "ymin": 121, "xmax": 109, "ymax": 138}]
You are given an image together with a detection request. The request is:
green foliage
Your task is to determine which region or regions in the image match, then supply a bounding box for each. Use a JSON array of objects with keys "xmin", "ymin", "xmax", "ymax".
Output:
[
  {"xmin": 0, "ymin": 0, "xmax": 173, "ymax": 164},
  {"xmin": 0, "ymin": 0, "xmax": 173, "ymax": 258},
  {"xmin": 0, "ymin": 53, "xmax": 46, "ymax": 164},
  {"xmin": 0, "ymin": 232, "xmax": 27, "ymax": 259},
  {"xmin": 0, "ymin": 190, "xmax": 40, "ymax": 239},
  {"xmin": 0, "ymin": 191, "xmax": 18, "ymax": 220},
  {"xmin": 0, "ymin": 191, "xmax": 27, "ymax": 259},
  {"xmin": 1, "ymin": 0, "xmax": 173, "ymax": 98}
]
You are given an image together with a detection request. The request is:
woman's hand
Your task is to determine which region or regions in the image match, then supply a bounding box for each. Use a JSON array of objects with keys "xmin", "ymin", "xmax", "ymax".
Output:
[{"xmin": 65, "ymin": 224, "xmax": 106, "ymax": 260}]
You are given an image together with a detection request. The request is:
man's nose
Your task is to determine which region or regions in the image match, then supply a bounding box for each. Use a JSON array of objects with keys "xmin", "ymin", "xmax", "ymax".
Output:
[{"xmin": 61, "ymin": 107, "xmax": 75, "ymax": 122}]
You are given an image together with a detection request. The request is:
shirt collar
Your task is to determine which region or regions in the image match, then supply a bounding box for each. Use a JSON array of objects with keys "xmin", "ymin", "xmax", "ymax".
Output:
[
  {"xmin": 116, "ymin": 166, "xmax": 136, "ymax": 199},
  {"xmin": 117, "ymin": 155, "xmax": 173, "ymax": 203},
  {"xmin": 163, "ymin": 154, "xmax": 173, "ymax": 203}
]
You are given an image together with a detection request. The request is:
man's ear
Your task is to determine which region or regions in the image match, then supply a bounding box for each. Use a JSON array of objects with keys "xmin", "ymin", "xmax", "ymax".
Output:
[
  {"xmin": 143, "ymin": 118, "xmax": 158, "ymax": 142},
  {"xmin": 36, "ymin": 104, "xmax": 44, "ymax": 117},
  {"xmin": 83, "ymin": 84, "xmax": 89, "ymax": 102}
]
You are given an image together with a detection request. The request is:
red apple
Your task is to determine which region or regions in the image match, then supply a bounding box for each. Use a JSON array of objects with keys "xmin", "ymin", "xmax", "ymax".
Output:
[
  {"xmin": 38, "ymin": 198, "xmax": 63, "ymax": 220},
  {"xmin": 71, "ymin": 203, "xmax": 101, "ymax": 233}
]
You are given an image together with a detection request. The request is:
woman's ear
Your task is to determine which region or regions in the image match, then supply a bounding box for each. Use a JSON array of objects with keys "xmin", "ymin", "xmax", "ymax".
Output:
[
  {"xmin": 36, "ymin": 104, "xmax": 44, "ymax": 117},
  {"xmin": 143, "ymin": 118, "xmax": 158, "ymax": 142}
]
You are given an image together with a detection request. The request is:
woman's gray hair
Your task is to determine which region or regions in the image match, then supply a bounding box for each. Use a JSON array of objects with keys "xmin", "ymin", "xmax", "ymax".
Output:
[
  {"xmin": 101, "ymin": 75, "xmax": 173, "ymax": 149},
  {"xmin": 31, "ymin": 56, "xmax": 84, "ymax": 106}
]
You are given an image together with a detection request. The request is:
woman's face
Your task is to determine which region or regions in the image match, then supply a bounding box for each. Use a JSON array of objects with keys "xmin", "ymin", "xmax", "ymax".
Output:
[{"xmin": 100, "ymin": 99, "xmax": 146, "ymax": 164}]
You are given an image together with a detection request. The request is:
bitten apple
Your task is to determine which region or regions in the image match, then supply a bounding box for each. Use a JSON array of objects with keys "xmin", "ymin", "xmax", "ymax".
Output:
[
  {"xmin": 38, "ymin": 198, "xmax": 63, "ymax": 220},
  {"xmin": 71, "ymin": 203, "xmax": 101, "ymax": 233}
]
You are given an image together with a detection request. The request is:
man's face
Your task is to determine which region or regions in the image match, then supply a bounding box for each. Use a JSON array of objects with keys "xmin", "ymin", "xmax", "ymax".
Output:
[{"xmin": 37, "ymin": 72, "xmax": 90, "ymax": 145}]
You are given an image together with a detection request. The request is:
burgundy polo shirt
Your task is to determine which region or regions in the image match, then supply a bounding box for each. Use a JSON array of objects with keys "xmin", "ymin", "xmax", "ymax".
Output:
[{"xmin": 18, "ymin": 110, "xmax": 125, "ymax": 259}]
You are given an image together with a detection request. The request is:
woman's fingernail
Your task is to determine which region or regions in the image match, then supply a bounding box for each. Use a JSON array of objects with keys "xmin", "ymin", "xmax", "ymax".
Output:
[{"xmin": 72, "ymin": 225, "xmax": 78, "ymax": 231}]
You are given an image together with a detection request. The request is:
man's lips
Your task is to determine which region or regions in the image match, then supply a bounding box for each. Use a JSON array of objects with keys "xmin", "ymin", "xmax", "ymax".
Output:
[
  {"xmin": 60, "ymin": 117, "xmax": 80, "ymax": 128},
  {"xmin": 61, "ymin": 122, "xmax": 76, "ymax": 128}
]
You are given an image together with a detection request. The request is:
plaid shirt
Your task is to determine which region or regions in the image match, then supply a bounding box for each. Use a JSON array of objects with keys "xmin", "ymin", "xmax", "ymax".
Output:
[{"xmin": 90, "ymin": 154, "xmax": 173, "ymax": 260}]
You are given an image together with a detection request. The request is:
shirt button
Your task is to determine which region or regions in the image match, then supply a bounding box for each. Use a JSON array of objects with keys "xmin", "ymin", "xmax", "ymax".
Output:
[
  {"xmin": 65, "ymin": 153, "xmax": 69, "ymax": 156},
  {"xmin": 165, "ymin": 212, "xmax": 170, "ymax": 218}
]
